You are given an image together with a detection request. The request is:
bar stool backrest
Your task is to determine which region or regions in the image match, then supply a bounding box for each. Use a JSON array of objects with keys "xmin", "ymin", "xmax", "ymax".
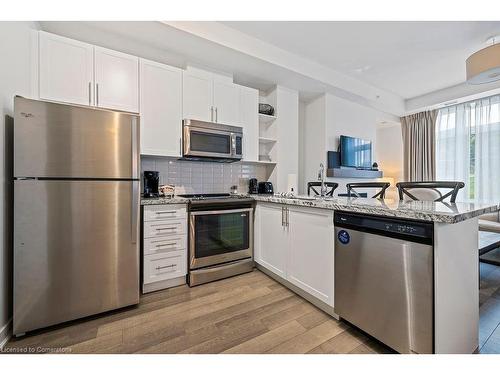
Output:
[
  {"xmin": 307, "ymin": 182, "xmax": 339, "ymax": 197},
  {"xmin": 346, "ymin": 182, "xmax": 391, "ymax": 199},
  {"xmin": 396, "ymin": 181, "xmax": 465, "ymax": 203}
]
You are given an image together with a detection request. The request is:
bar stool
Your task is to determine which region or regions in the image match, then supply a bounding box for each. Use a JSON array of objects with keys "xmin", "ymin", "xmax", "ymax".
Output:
[
  {"xmin": 396, "ymin": 181, "xmax": 465, "ymax": 203},
  {"xmin": 346, "ymin": 182, "xmax": 391, "ymax": 199},
  {"xmin": 307, "ymin": 182, "xmax": 339, "ymax": 197}
]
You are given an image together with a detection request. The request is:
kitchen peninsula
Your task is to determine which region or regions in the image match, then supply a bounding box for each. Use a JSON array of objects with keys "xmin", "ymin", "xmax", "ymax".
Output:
[{"xmin": 252, "ymin": 195, "xmax": 498, "ymax": 354}]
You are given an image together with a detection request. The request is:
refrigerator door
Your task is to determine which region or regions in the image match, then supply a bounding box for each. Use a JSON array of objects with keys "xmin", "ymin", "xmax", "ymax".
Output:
[
  {"xmin": 13, "ymin": 179, "xmax": 140, "ymax": 335},
  {"xmin": 14, "ymin": 96, "xmax": 139, "ymax": 179}
]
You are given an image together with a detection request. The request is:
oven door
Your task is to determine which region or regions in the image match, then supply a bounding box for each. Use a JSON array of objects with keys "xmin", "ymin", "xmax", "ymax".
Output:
[
  {"xmin": 189, "ymin": 208, "xmax": 253, "ymax": 269},
  {"xmin": 184, "ymin": 125, "xmax": 234, "ymax": 159}
]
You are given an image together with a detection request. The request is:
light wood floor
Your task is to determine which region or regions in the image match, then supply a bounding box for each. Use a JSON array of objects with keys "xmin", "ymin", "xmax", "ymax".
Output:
[
  {"xmin": 5, "ymin": 270, "xmax": 393, "ymax": 354},
  {"xmin": 479, "ymin": 261, "xmax": 500, "ymax": 353},
  {"xmin": 7, "ymin": 264, "xmax": 500, "ymax": 354}
]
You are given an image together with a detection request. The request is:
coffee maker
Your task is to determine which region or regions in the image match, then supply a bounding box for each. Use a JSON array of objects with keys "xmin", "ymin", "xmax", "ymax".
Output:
[
  {"xmin": 248, "ymin": 178, "xmax": 258, "ymax": 194},
  {"xmin": 143, "ymin": 171, "xmax": 159, "ymax": 198}
]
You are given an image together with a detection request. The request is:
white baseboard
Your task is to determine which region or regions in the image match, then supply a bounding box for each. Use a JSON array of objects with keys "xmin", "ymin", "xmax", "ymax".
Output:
[{"xmin": 0, "ymin": 319, "xmax": 12, "ymax": 350}]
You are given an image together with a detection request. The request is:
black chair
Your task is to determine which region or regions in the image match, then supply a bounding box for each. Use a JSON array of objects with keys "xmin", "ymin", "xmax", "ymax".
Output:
[
  {"xmin": 396, "ymin": 181, "xmax": 465, "ymax": 203},
  {"xmin": 307, "ymin": 182, "xmax": 339, "ymax": 197},
  {"xmin": 346, "ymin": 182, "xmax": 391, "ymax": 199}
]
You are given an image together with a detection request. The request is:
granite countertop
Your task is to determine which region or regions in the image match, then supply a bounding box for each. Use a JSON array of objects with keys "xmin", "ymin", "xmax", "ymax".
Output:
[
  {"xmin": 140, "ymin": 193, "xmax": 499, "ymax": 223},
  {"xmin": 251, "ymin": 194, "xmax": 499, "ymax": 224},
  {"xmin": 141, "ymin": 196, "xmax": 190, "ymax": 205}
]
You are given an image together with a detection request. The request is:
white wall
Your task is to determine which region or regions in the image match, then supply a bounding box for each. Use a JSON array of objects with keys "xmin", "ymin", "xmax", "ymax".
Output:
[
  {"xmin": 0, "ymin": 21, "xmax": 39, "ymax": 342},
  {"xmin": 268, "ymin": 86, "xmax": 299, "ymax": 193},
  {"xmin": 324, "ymin": 93, "xmax": 378, "ymax": 157},
  {"xmin": 298, "ymin": 100, "xmax": 306, "ymax": 195},
  {"xmin": 300, "ymin": 95, "xmax": 327, "ymax": 194},
  {"xmin": 300, "ymin": 93, "xmax": 392, "ymax": 196},
  {"xmin": 375, "ymin": 123, "xmax": 404, "ymax": 199}
]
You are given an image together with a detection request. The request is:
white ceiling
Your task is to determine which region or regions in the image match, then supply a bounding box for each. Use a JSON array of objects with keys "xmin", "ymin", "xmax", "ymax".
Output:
[{"xmin": 222, "ymin": 21, "xmax": 500, "ymax": 99}]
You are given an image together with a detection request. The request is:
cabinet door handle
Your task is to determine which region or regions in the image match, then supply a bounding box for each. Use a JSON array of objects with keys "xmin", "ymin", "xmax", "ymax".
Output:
[
  {"xmin": 286, "ymin": 207, "xmax": 290, "ymax": 227},
  {"xmin": 179, "ymin": 138, "xmax": 182, "ymax": 155},
  {"xmin": 215, "ymin": 107, "xmax": 218, "ymax": 122},
  {"xmin": 88, "ymin": 82, "xmax": 91, "ymax": 105},
  {"xmin": 96, "ymin": 83, "xmax": 99, "ymax": 107},
  {"xmin": 281, "ymin": 207, "xmax": 284, "ymax": 227},
  {"xmin": 210, "ymin": 106, "xmax": 214, "ymax": 121}
]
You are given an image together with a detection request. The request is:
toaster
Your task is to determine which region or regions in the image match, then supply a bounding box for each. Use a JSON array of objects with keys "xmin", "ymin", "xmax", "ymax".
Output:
[{"xmin": 258, "ymin": 181, "xmax": 274, "ymax": 194}]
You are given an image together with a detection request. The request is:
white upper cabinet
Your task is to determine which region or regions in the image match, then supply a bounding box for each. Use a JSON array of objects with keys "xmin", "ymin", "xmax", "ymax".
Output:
[
  {"xmin": 39, "ymin": 31, "xmax": 94, "ymax": 106},
  {"xmin": 140, "ymin": 59, "xmax": 183, "ymax": 157},
  {"xmin": 94, "ymin": 47, "xmax": 139, "ymax": 112},
  {"xmin": 182, "ymin": 67, "xmax": 240, "ymax": 126},
  {"xmin": 182, "ymin": 69, "xmax": 213, "ymax": 122},
  {"xmin": 38, "ymin": 32, "xmax": 139, "ymax": 112},
  {"xmin": 239, "ymin": 86, "xmax": 259, "ymax": 162},
  {"xmin": 213, "ymin": 80, "xmax": 239, "ymax": 125}
]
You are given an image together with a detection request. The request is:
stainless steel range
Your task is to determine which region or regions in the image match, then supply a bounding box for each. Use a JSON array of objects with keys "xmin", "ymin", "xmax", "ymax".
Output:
[{"xmin": 179, "ymin": 194, "xmax": 254, "ymax": 286}]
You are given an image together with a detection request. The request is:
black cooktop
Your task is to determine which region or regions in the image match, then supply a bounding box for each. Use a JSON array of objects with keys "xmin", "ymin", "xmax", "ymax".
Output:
[{"xmin": 177, "ymin": 193, "xmax": 232, "ymax": 199}]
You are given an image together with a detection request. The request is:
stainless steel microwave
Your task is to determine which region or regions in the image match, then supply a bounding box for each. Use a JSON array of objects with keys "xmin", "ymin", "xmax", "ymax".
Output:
[{"xmin": 182, "ymin": 119, "xmax": 243, "ymax": 162}]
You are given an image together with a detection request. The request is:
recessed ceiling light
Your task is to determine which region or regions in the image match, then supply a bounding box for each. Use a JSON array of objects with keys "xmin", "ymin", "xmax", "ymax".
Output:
[{"xmin": 353, "ymin": 65, "xmax": 371, "ymax": 74}]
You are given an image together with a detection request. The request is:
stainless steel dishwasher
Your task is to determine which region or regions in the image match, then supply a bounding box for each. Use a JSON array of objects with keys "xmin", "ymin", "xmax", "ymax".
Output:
[{"xmin": 334, "ymin": 211, "xmax": 434, "ymax": 354}]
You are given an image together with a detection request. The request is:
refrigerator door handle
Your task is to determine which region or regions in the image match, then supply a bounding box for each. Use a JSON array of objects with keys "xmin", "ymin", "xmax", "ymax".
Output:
[
  {"xmin": 131, "ymin": 117, "xmax": 138, "ymax": 179},
  {"xmin": 131, "ymin": 181, "xmax": 139, "ymax": 244}
]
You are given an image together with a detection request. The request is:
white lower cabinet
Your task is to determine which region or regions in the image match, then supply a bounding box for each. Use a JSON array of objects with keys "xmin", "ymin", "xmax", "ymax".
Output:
[
  {"xmin": 255, "ymin": 203, "xmax": 288, "ymax": 278},
  {"xmin": 142, "ymin": 204, "xmax": 187, "ymax": 293},
  {"xmin": 255, "ymin": 202, "xmax": 335, "ymax": 307},
  {"xmin": 287, "ymin": 206, "xmax": 334, "ymax": 306},
  {"xmin": 144, "ymin": 250, "xmax": 187, "ymax": 285}
]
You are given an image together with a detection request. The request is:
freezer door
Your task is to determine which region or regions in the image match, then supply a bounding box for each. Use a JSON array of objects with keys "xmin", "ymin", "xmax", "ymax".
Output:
[
  {"xmin": 334, "ymin": 227, "xmax": 434, "ymax": 354},
  {"xmin": 14, "ymin": 96, "xmax": 139, "ymax": 179},
  {"xmin": 13, "ymin": 180, "xmax": 140, "ymax": 335}
]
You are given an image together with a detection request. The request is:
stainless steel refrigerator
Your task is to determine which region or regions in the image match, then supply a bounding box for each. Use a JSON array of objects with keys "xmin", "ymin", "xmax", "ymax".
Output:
[{"xmin": 13, "ymin": 96, "xmax": 140, "ymax": 335}]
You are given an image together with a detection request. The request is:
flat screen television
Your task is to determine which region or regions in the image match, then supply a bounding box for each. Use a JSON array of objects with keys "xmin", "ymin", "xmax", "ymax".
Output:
[{"xmin": 340, "ymin": 135, "xmax": 372, "ymax": 169}]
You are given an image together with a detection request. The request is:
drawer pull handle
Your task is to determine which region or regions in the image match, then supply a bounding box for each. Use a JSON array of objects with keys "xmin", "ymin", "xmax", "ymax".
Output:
[
  {"xmin": 155, "ymin": 211, "xmax": 176, "ymax": 214},
  {"xmin": 156, "ymin": 264, "xmax": 175, "ymax": 270},
  {"xmin": 151, "ymin": 223, "xmax": 180, "ymax": 227},
  {"xmin": 156, "ymin": 227, "xmax": 176, "ymax": 231},
  {"xmin": 156, "ymin": 243, "xmax": 176, "ymax": 248},
  {"xmin": 151, "ymin": 238, "xmax": 180, "ymax": 243}
]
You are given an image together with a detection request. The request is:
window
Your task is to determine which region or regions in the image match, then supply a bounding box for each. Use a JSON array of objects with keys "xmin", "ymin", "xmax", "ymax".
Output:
[{"xmin": 436, "ymin": 95, "xmax": 500, "ymax": 203}]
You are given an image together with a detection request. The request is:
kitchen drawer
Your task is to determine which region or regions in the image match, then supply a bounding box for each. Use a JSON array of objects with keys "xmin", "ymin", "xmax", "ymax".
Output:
[
  {"xmin": 143, "ymin": 235, "xmax": 186, "ymax": 256},
  {"xmin": 144, "ymin": 219, "xmax": 186, "ymax": 238},
  {"xmin": 144, "ymin": 250, "xmax": 186, "ymax": 284},
  {"xmin": 143, "ymin": 204, "xmax": 186, "ymax": 222}
]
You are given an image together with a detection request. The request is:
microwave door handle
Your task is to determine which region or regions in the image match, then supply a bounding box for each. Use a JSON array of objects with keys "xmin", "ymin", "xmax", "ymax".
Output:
[
  {"xmin": 184, "ymin": 127, "xmax": 190, "ymax": 156},
  {"xmin": 231, "ymin": 134, "xmax": 236, "ymax": 156}
]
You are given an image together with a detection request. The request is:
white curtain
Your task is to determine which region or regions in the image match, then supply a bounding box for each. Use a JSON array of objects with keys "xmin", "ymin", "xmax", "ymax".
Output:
[
  {"xmin": 435, "ymin": 94, "xmax": 500, "ymax": 203},
  {"xmin": 475, "ymin": 96, "xmax": 500, "ymax": 203},
  {"xmin": 435, "ymin": 104, "xmax": 471, "ymax": 201}
]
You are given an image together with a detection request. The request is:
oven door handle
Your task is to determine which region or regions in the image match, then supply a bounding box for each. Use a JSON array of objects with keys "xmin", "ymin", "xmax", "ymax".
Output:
[{"xmin": 189, "ymin": 208, "xmax": 253, "ymax": 216}]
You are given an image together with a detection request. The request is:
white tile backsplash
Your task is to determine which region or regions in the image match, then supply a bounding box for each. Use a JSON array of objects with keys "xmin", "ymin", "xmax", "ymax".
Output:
[{"xmin": 141, "ymin": 156, "xmax": 268, "ymax": 194}]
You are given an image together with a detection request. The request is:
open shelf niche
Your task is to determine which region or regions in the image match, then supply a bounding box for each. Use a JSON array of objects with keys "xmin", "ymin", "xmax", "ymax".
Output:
[{"xmin": 258, "ymin": 87, "xmax": 278, "ymax": 163}]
